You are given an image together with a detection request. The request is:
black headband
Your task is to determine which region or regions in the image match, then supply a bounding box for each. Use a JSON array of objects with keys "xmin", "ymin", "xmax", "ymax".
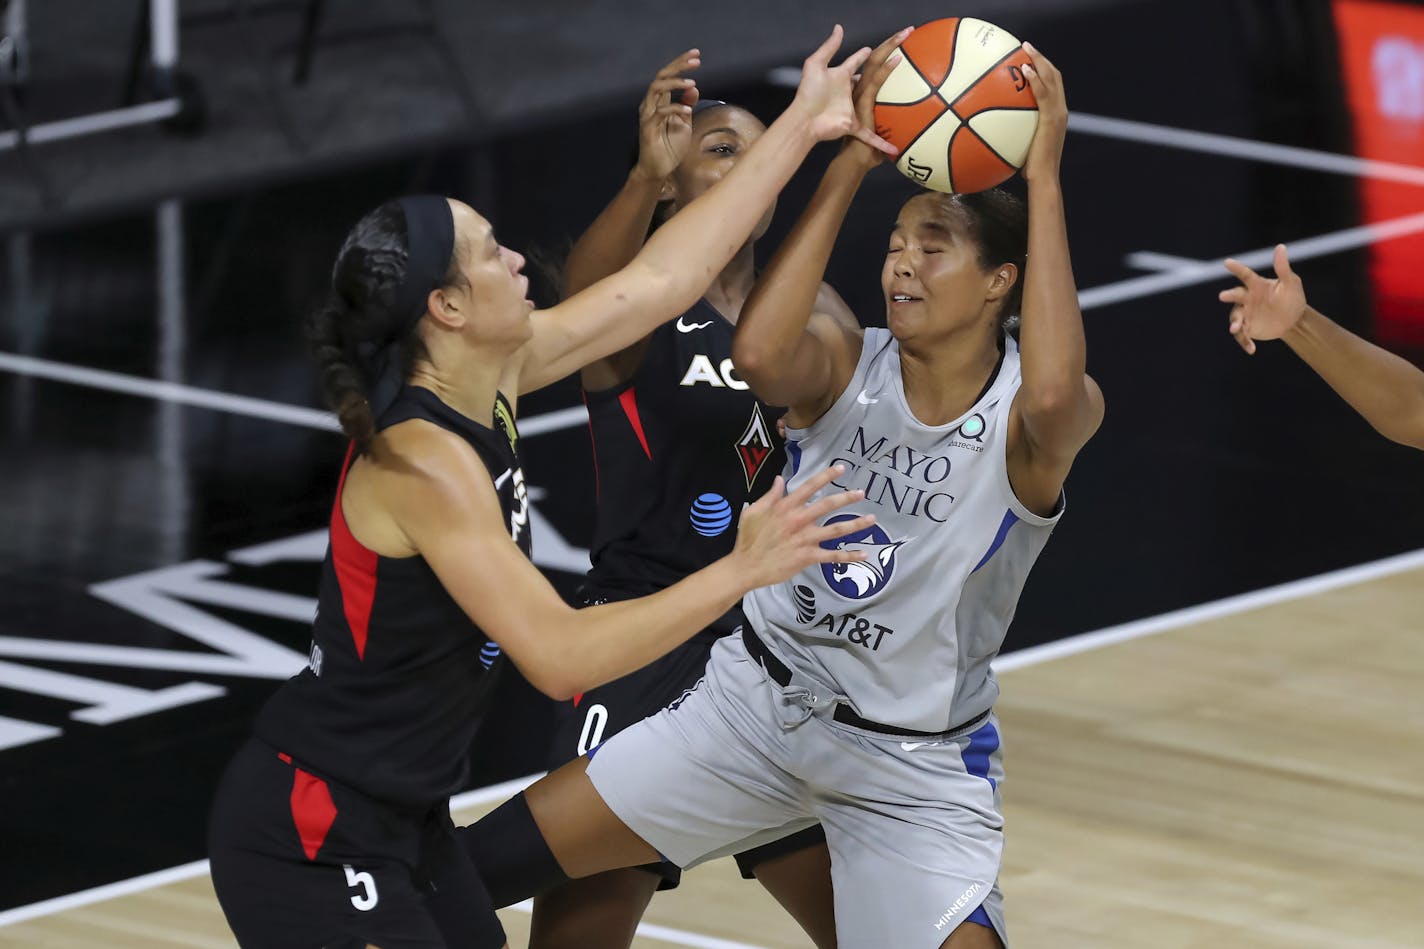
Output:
[{"xmin": 355, "ymin": 194, "xmax": 456, "ymax": 420}]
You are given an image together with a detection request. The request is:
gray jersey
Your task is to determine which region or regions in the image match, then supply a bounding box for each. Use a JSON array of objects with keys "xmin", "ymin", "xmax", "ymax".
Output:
[{"xmin": 742, "ymin": 328, "xmax": 1062, "ymax": 732}]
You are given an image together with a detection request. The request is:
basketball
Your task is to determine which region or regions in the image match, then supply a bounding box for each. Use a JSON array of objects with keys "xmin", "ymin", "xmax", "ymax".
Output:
[{"xmin": 874, "ymin": 17, "xmax": 1039, "ymax": 194}]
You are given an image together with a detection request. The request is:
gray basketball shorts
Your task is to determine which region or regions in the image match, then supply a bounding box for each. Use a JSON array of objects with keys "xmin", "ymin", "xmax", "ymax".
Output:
[{"xmin": 584, "ymin": 634, "xmax": 1008, "ymax": 949}]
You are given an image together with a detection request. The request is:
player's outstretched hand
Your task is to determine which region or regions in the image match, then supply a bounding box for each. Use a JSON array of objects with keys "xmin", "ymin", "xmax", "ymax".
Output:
[
  {"xmin": 1019, "ymin": 41, "xmax": 1067, "ymax": 183},
  {"xmin": 843, "ymin": 27, "xmax": 910, "ymax": 169},
  {"xmin": 635, "ymin": 49, "xmax": 701, "ymax": 183},
  {"xmin": 1219, "ymin": 244, "xmax": 1308, "ymax": 355},
  {"xmin": 732, "ymin": 465, "xmax": 872, "ymax": 590},
  {"xmin": 791, "ymin": 25, "xmax": 898, "ymax": 157}
]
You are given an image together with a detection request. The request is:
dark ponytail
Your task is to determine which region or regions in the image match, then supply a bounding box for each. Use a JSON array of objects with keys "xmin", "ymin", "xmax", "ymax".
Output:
[{"xmin": 306, "ymin": 198, "xmax": 462, "ymax": 448}]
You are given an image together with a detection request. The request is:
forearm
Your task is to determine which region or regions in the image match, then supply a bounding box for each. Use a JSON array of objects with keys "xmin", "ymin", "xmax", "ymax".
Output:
[
  {"xmin": 1019, "ymin": 177, "xmax": 1089, "ymax": 418},
  {"xmin": 1285, "ymin": 307, "xmax": 1424, "ymax": 448},
  {"xmin": 564, "ymin": 169, "xmax": 665, "ymax": 297},
  {"xmin": 738, "ymin": 150, "xmax": 867, "ymax": 368},
  {"xmin": 635, "ymin": 108, "xmax": 817, "ymax": 306},
  {"xmin": 547, "ymin": 558, "xmax": 748, "ymax": 696}
]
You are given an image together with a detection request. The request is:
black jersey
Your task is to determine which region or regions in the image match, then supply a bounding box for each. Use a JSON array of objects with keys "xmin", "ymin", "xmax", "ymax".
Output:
[
  {"xmin": 255, "ymin": 385, "xmax": 531, "ymax": 808},
  {"xmin": 583, "ymin": 299, "xmax": 784, "ymax": 617}
]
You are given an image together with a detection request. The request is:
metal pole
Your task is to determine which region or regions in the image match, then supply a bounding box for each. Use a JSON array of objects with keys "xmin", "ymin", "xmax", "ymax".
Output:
[
  {"xmin": 150, "ymin": 0, "xmax": 178, "ymax": 93},
  {"xmin": 155, "ymin": 198, "xmax": 190, "ymax": 561}
]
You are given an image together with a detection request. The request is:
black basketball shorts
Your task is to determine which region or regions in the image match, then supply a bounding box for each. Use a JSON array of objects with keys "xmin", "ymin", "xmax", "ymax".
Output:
[{"xmin": 208, "ymin": 738, "xmax": 504, "ymax": 949}]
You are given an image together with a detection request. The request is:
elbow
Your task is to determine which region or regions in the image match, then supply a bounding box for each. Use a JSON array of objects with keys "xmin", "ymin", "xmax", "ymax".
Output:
[
  {"xmin": 730, "ymin": 339, "xmax": 767, "ymax": 382},
  {"xmin": 1018, "ymin": 386, "xmax": 1080, "ymax": 421},
  {"xmin": 524, "ymin": 665, "xmax": 581, "ymax": 703}
]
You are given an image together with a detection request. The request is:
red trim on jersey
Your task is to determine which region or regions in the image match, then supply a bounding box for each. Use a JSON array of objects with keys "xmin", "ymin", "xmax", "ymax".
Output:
[
  {"xmin": 617, "ymin": 387, "xmax": 652, "ymax": 460},
  {"xmin": 572, "ymin": 692, "xmax": 584, "ymax": 708},
  {"xmin": 289, "ymin": 767, "xmax": 338, "ymax": 861},
  {"xmin": 581, "ymin": 388, "xmax": 601, "ymax": 501},
  {"xmin": 330, "ymin": 443, "xmax": 378, "ymax": 661},
  {"xmin": 277, "ymin": 752, "xmax": 292, "ymax": 764}
]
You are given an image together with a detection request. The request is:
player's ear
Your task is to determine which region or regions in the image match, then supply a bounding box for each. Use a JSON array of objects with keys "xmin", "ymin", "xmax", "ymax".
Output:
[{"xmin": 987, "ymin": 263, "xmax": 1018, "ymax": 301}]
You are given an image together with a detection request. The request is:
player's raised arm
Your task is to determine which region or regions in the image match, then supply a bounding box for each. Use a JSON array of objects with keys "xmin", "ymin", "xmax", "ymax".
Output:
[
  {"xmin": 390, "ymin": 442, "xmax": 871, "ymax": 699},
  {"xmin": 733, "ymin": 29, "xmax": 908, "ymax": 421},
  {"xmin": 516, "ymin": 26, "xmax": 895, "ymax": 395},
  {"xmin": 1220, "ymin": 244, "xmax": 1424, "ymax": 450},
  {"xmin": 1007, "ymin": 42, "xmax": 1104, "ymax": 510},
  {"xmin": 563, "ymin": 49, "xmax": 701, "ymax": 298}
]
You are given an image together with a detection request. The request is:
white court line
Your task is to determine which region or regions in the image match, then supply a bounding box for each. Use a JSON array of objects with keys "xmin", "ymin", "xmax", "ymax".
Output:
[
  {"xmin": 1069, "ymin": 111, "xmax": 1424, "ymax": 188},
  {"xmin": 0, "ymin": 351, "xmax": 588, "ymax": 439},
  {"xmin": 1124, "ymin": 250, "xmax": 1209, "ymax": 273},
  {"xmin": 6, "ymin": 546, "xmax": 1423, "ymax": 936},
  {"xmin": 1079, "ymin": 210, "xmax": 1424, "ymax": 311},
  {"xmin": 993, "ymin": 546, "xmax": 1424, "ymax": 673}
]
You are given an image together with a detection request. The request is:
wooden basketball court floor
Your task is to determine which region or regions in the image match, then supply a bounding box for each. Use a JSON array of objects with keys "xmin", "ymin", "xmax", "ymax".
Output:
[{"xmin": 3, "ymin": 554, "xmax": 1420, "ymax": 948}]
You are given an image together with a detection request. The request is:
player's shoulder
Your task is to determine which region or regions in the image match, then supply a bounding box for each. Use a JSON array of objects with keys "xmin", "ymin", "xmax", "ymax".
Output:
[{"xmin": 372, "ymin": 421, "xmax": 499, "ymax": 511}]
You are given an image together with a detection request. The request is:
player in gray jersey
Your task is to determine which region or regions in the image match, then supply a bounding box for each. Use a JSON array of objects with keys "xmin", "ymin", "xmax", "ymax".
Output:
[{"xmin": 453, "ymin": 37, "xmax": 1097, "ymax": 949}]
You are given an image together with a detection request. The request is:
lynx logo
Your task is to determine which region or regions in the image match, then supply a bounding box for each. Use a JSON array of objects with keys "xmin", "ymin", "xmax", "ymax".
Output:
[
  {"xmin": 819, "ymin": 515, "xmax": 911, "ymax": 600},
  {"xmin": 679, "ymin": 354, "xmax": 750, "ymax": 390},
  {"xmin": 793, "ymin": 584, "xmax": 817, "ymax": 623},
  {"xmin": 736, "ymin": 403, "xmax": 776, "ymax": 489}
]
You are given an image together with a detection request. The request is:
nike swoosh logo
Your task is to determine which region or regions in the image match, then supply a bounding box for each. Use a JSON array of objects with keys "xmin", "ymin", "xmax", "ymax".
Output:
[
  {"xmin": 857, "ymin": 389, "xmax": 879, "ymax": 405},
  {"xmin": 492, "ymin": 468, "xmax": 513, "ymax": 490},
  {"xmin": 676, "ymin": 317, "xmax": 714, "ymax": 333},
  {"xmin": 900, "ymin": 741, "xmax": 938, "ymax": 751}
]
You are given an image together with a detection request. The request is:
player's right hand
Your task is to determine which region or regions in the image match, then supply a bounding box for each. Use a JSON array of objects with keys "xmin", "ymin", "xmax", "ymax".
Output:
[
  {"xmin": 732, "ymin": 465, "xmax": 872, "ymax": 590},
  {"xmin": 843, "ymin": 27, "xmax": 910, "ymax": 169},
  {"xmin": 635, "ymin": 49, "xmax": 701, "ymax": 183},
  {"xmin": 791, "ymin": 25, "xmax": 898, "ymax": 157},
  {"xmin": 1219, "ymin": 244, "xmax": 1308, "ymax": 355}
]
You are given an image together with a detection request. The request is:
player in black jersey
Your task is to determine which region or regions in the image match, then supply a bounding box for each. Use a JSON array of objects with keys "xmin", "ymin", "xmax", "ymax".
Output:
[
  {"xmin": 207, "ymin": 28, "xmax": 892, "ymax": 949},
  {"xmin": 509, "ymin": 50, "xmax": 865, "ymax": 949}
]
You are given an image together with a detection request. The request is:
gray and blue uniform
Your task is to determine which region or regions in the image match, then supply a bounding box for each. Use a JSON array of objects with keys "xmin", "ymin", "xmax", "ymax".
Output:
[{"xmin": 587, "ymin": 328, "xmax": 1063, "ymax": 948}]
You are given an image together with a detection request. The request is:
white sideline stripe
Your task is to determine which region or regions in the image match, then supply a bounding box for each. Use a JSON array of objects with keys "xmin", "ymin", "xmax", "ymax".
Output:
[
  {"xmin": 1069, "ymin": 111, "xmax": 1424, "ymax": 188},
  {"xmin": 7, "ymin": 548, "xmax": 1424, "ymax": 934},
  {"xmin": 993, "ymin": 546, "xmax": 1424, "ymax": 673},
  {"xmin": 1124, "ymin": 250, "xmax": 1209, "ymax": 272},
  {"xmin": 0, "ymin": 351, "xmax": 591, "ymax": 439},
  {"xmin": 1079, "ymin": 210, "xmax": 1424, "ymax": 311}
]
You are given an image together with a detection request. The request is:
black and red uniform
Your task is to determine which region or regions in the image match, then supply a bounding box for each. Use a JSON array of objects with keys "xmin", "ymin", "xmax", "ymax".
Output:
[
  {"xmin": 553, "ymin": 298, "xmax": 824, "ymax": 885},
  {"xmin": 209, "ymin": 385, "xmax": 527, "ymax": 949}
]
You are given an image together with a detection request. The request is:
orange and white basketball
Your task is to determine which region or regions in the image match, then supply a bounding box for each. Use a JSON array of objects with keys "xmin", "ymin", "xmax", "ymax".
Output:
[{"xmin": 874, "ymin": 17, "xmax": 1039, "ymax": 193}]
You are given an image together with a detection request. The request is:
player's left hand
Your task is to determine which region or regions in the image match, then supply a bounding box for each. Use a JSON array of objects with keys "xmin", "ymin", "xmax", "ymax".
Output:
[
  {"xmin": 791, "ymin": 25, "xmax": 898, "ymax": 156},
  {"xmin": 1019, "ymin": 41, "xmax": 1067, "ymax": 183}
]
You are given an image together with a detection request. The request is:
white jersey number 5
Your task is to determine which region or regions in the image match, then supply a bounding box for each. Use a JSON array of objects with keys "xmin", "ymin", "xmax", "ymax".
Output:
[{"xmin": 344, "ymin": 864, "xmax": 379, "ymax": 911}]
